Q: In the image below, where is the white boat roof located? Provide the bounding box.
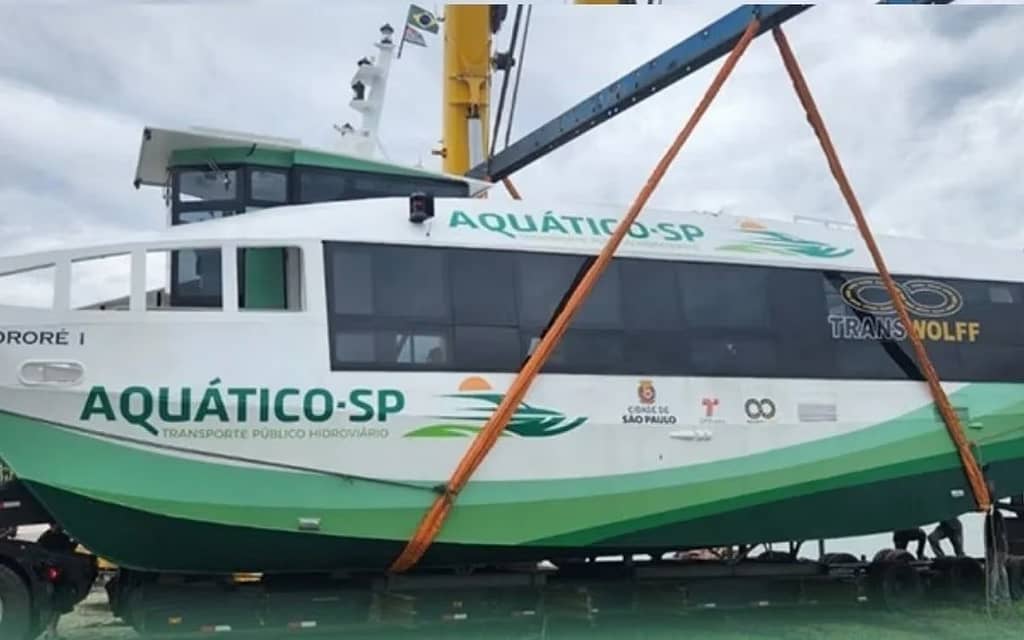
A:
[133,126,492,196]
[3,197,1021,285]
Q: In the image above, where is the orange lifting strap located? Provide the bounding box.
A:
[502,176,523,200]
[390,18,990,574]
[770,25,991,512]
[389,17,762,574]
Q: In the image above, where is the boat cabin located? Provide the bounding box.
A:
[132,127,488,310]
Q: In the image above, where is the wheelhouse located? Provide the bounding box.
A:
[132,127,487,309]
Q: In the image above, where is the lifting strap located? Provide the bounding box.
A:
[771,25,991,512]
[502,176,522,200]
[388,17,763,574]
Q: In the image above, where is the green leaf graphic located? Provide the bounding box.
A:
[407,392,588,438]
[718,229,853,259]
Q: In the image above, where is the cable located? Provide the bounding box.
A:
[489,5,524,165]
[504,4,532,150]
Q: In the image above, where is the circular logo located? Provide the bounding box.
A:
[840,276,963,318]
[637,380,656,404]
[745,398,776,420]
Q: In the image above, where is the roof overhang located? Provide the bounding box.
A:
[133,126,492,196]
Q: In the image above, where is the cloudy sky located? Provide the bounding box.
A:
[1,0,1022,261]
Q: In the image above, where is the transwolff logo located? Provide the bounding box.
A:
[831,275,981,344]
[717,220,854,259]
[404,376,588,438]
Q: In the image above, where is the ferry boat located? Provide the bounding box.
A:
[1,13,1023,575]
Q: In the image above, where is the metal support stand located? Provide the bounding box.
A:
[985,510,1011,607]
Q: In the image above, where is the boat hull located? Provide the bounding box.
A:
[17,464,997,574]
[3,404,1023,573]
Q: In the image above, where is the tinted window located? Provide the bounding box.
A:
[621,259,682,330]
[300,170,347,203]
[680,263,770,329]
[374,246,448,319]
[334,330,375,363]
[455,326,521,370]
[958,280,1023,347]
[575,261,623,329]
[691,336,778,377]
[450,250,518,325]
[171,249,223,308]
[833,339,919,380]
[250,169,288,203]
[174,210,238,225]
[518,253,585,327]
[623,331,688,374]
[324,242,1024,381]
[379,328,450,366]
[959,344,1024,382]
[550,330,625,372]
[178,169,238,203]
[299,168,469,203]
[330,247,373,315]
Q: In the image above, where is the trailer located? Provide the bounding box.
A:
[98,546,1024,638]
[3,463,1024,638]
[0,479,97,640]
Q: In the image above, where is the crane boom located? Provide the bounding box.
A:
[467,4,810,181]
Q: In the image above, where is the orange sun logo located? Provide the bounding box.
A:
[458,376,492,392]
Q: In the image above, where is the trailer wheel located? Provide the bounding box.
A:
[822,552,859,565]
[868,561,923,610]
[0,565,31,640]
[933,557,984,601]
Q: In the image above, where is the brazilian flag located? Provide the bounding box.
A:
[407,4,439,34]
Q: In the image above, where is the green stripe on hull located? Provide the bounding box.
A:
[13,463,1001,574]
[2,382,1024,572]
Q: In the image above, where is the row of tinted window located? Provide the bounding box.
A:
[326,244,783,331]
[297,167,469,203]
[323,242,1024,381]
[172,166,468,217]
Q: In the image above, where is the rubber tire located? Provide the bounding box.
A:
[822,552,859,565]
[869,561,924,610]
[0,565,32,640]
[947,557,984,601]
[756,550,793,562]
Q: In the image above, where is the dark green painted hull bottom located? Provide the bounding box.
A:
[24,455,1023,574]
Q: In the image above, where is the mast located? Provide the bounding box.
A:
[337,24,396,158]
[441,5,492,175]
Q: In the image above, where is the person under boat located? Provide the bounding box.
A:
[892,527,927,559]
[928,517,966,558]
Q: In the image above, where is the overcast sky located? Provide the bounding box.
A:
[1,0,1022,260]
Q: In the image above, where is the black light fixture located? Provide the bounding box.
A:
[409,192,434,224]
[351,80,366,101]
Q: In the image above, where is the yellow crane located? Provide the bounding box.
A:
[441,1,644,177]
[440,1,638,176]
[440,5,493,175]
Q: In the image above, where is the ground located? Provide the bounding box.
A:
[57,588,1024,640]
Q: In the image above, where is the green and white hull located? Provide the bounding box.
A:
[2,374,1024,573]
[2,198,1023,573]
